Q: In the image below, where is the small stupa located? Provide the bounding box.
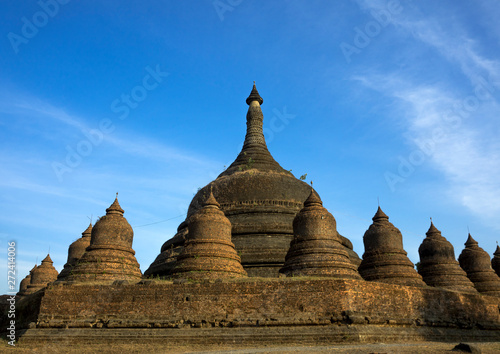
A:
[492,245,500,277]
[26,255,58,294]
[144,222,187,278]
[17,265,36,297]
[67,195,142,282]
[279,188,361,279]
[458,234,500,296]
[418,221,476,293]
[57,223,92,281]
[358,207,425,287]
[171,190,247,279]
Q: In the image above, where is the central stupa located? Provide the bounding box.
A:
[146,84,359,277]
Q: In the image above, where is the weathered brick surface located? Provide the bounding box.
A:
[418,222,476,293]
[21,278,499,333]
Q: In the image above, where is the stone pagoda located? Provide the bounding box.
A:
[25,255,58,294]
[418,221,476,293]
[146,84,360,277]
[17,265,36,297]
[57,223,92,281]
[67,196,142,282]
[458,234,500,296]
[280,188,361,279]
[358,207,425,286]
[171,190,247,279]
[492,245,500,277]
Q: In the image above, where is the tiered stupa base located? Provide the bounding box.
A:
[281,239,361,278]
[418,263,477,293]
[465,271,500,297]
[66,245,141,282]
[359,251,426,287]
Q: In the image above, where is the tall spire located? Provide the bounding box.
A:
[219,83,290,176]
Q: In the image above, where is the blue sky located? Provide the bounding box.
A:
[1,0,500,294]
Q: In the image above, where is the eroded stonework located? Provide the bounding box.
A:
[67,197,142,282]
[171,190,247,279]
[418,222,476,293]
[280,189,361,279]
[359,207,425,287]
[57,223,92,281]
[25,255,58,295]
[458,234,500,297]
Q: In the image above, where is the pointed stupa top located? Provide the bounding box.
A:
[304,188,322,207]
[219,83,290,176]
[30,265,37,274]
[246,82,264,105]
[203,188,220,208]
[372,206,389,222]
[426,221,441,237]
[495,245,500,256]
[82,222,92,236]
[42,254,53,264]
[465,233,478,247]
[106,193,124,215]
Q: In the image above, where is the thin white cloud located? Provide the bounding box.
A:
[351,1,500,228]
[356,0,500,85]
[355,73,500,227]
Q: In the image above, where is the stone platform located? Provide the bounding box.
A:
[10,277,500,344]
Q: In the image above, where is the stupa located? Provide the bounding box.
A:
[66,196,142,282]
[25,255,58,294]
[17,265,35,297]
[171,190,247,279]
[358,207,425,286]
[57,223,92,281]
[418,221,476,293]
[280,188,361,279]
[146,84,360,277]
[492,245,500,277]
[6,84,500,346]
[458,234,500,296]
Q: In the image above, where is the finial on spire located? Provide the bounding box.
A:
[377,197,380,207]
[310,181,313,187]
[106,194,125,215]
[246,82,264,105]
[203,186,220,208]
[373,206,389,221]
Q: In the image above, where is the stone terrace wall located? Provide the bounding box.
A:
[25,278,500,334]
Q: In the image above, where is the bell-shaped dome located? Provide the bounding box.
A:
[27,255,58,293]
[418,222,476,293]
[171,190,247,279]
[359,207,425,287]
[146,84,360,277]
[279,189,361,279]
[18,273,31,296]
[57,223,92,281]
[91,197,133,247]
[458,234,500,296]
[67,196,142,282]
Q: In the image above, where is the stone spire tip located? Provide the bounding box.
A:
[106,195,124,215]
[465,233,478,247]
[246,82,264,105]
[304,188,322,206]
[203,187,220,208]
[373,206,389,221]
